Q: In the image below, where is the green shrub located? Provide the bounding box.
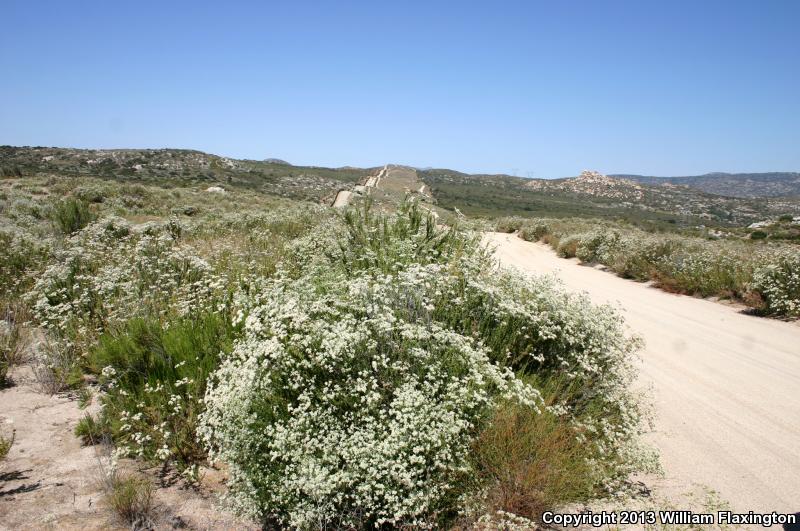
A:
[607,237,681,281]
[33,336,83,394]
[51,197,96,234]
[750,250,800,316]
[0,230,50,298]
[656,249,748,298]
[515,217,800,316]
[750,230,768,240]
[91,311,238,468]
[74,186,105,204]
[200,206,649,527]
[1,306,27,368]
[519,222,550,242]
[575,230,621,263]
[495,217,526,233]
[334,200,477,274]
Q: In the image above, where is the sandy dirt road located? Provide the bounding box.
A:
[485,232,800,514]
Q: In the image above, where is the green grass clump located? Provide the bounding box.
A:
[75,413,108,445]
[335,199,476,274]
[90,311,238,468]
[51,197,96,234]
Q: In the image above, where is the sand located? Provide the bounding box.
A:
[0,365,256,530]
[485,231,800,513]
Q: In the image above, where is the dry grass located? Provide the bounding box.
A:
[0,429,14,460]
[1,302,29,378]
[103,471,156,528]
[1,307,26,387]
[32,336,80,394]
[471,401,596,522]
[557,236,581,258]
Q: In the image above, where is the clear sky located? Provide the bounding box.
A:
[1,1,798,178]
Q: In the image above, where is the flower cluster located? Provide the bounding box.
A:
[200,204,650,527]
[26,216,224,340]
[751,249,800,316]
[201,266,538,527]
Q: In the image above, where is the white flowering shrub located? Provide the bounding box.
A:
[201,204,651,527]
[514,217,800,316]
[750,249,800,316]
[201,268,538,527]
[0,228,50,299]
[575,229,621,264]
[67,208,324,468]
[27,216,224,340]
[654,245,748,297]
[606,235,680,281]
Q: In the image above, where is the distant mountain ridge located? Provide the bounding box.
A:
[3,146,799,227]
[611,172,800,198]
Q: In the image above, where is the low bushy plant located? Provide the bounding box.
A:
[28,216,224,342]
[51,197,96,234]
[512,216,800,316]
[519,222,550,242]
[32,336,82,394]
[556,235,581,258]
[104,472,156,528]
[91,311,238,468]
[201,267,536,527]
[0,229,50,299]
[470,400,596,520]
[494,216,526,233]
[750,250,800,316]
[575,230,620,264]
[75,413,109,445]
[200,204,651,527]
[0,306,27,368]
[655,248,748,297]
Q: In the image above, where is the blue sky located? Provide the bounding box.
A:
[1,1,798,178]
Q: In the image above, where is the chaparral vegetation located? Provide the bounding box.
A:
[495,216,800,318]
[3,154,796,528]
[0,169,661,528]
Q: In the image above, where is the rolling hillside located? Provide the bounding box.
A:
[3,146,800,228]
[0,146,371,203]
[613,172,800,198]
[420,168,800,227]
